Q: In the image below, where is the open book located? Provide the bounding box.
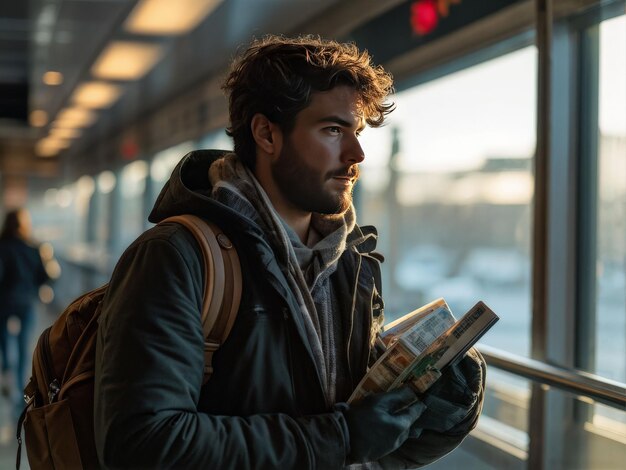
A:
[348,298,498,403]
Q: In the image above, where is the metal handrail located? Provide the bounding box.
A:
[477,344,626,409]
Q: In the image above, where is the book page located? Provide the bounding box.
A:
[349,300,455,403]
[399,306,456,356]
[392,301,499,393]
[348,300,499,403]
[381,298,448,344]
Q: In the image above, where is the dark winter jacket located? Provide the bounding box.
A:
[94,150,484,469]
[0,237,48,314]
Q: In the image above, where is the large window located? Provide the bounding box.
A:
[118,160,148,254]
[359,46,537,359]
[358,11,626,464]
[150,141,195,206]
[595,14,625,383]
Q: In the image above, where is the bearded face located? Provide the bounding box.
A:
[271,135,360,214]
[267,85,365,215]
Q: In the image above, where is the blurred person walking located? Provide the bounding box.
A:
[0,208,55,420]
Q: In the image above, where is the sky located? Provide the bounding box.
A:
[360,46,538,173]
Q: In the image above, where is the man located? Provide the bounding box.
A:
[94,35,485,469]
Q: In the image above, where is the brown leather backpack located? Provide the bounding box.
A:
[16,214,242,470]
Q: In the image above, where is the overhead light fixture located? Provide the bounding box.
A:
[43,71,63,85]
[36,145,59,158]
[55,107,97,128]
[36,136,70,157]
[97,171,117,194]
[125,0,223,35]
[91,41,163,80]
[29,110,48,127]
[72,81,123,108]
[50,127,82,139]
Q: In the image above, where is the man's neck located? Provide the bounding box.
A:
[274,205,312,244]
[254,161,312,243]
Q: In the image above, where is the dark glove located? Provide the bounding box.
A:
[410,349,485,435]
[336,386,426,464]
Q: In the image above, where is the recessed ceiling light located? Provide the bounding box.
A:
[55,107,97,128]
[72,81,123,108]
[125,0,223,35]
[91,41,163,80]
[50,127,82,139]
[29,110,48,127]
[36,136,69,157]
[43,71,63,85]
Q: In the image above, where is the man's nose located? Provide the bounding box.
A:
[342,134,365,165]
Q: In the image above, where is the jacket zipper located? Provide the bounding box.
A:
[345,254,362,387]
[282,307,301,413]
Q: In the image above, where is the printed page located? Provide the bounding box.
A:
[348,299,455,403]
[399,305,456,356]
[392,301,499,393]
[349,300,499,402]
[381,298,448,345]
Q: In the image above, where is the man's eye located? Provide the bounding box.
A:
[326,126,342,135]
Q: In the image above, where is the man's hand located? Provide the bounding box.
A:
[335,386,426,464]
[411,349,485,436]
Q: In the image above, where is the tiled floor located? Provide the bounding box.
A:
[0,412,25,470]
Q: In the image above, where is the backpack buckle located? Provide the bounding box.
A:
[23,378,36,403]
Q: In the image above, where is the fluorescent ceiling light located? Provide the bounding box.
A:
[50,127,82,139]
[72,81,123,108]
[36,136,70,157]
[36,144,59,157]
[55,107,97,128]
[43,71,63,85]
[91,41,163,80]
[125,0,222,35]
[29,110,48,127]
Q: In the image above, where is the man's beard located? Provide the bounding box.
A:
[271,139,359,215]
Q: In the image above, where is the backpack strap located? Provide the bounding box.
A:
[160,215,242,384]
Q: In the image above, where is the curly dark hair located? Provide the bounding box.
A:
[222,35,395,169]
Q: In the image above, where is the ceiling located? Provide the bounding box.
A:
[0,0,607,183]
[0,1,29,123]
[0,0,363,178]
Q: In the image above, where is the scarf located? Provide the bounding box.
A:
[208,153,356,405]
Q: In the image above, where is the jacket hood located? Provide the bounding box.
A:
[148,149,248,229]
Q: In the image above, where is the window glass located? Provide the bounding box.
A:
[33,183,78,251]
[73,175,95,244]
[596,14,626,383]
[94,170,116,251]
[119,160,148,251]
[150,141,195,204]
[359,46,537,358]
[198,129,233,151]
[31,187,74,248]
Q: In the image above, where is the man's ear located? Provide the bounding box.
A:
[251,113,281,158]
